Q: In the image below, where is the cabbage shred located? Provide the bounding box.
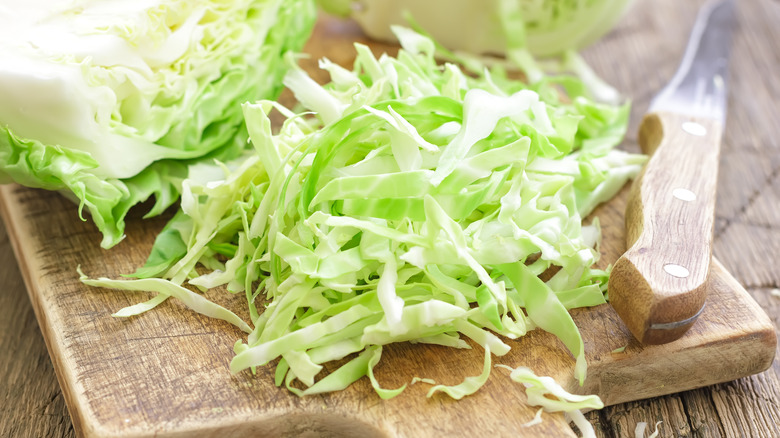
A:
[82,27,645,401]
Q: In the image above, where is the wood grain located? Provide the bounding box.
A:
[0,223,75,438]
[2,0,780,437]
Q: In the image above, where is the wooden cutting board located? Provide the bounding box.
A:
[1,15,776,438]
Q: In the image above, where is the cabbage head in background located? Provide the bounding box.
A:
[319,0,633,102]
[0,0,316,248]
[323,0,633,57]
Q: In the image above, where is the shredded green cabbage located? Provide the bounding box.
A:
[81,25,644,416]
[0,0,316,248]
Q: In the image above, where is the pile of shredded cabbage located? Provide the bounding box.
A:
[81,26,645,433]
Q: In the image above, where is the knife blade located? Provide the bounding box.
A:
[608,0,736,345]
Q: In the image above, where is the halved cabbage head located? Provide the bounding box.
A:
[0,0,316,248]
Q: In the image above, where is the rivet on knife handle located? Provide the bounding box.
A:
[609,112,721,345]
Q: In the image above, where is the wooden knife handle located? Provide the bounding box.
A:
[609,111,722,345]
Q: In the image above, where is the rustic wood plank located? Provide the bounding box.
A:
[716,183,780,289]
[0,223,76,438]
[711,373,780,438]
[679,389,726,438]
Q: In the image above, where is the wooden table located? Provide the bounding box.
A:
[1,0,778,436]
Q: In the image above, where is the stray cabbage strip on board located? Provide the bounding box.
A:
[81,26,645,424]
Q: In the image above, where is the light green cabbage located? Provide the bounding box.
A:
[0,0,316,248]
[82,26,645,415]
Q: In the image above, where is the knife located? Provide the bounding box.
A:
[608,0,736,345]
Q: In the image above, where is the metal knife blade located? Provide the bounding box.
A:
[608,0,736,345]
[649,0,735,124]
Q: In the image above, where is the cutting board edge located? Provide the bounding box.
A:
[0,185,94,437]
[82,412,392,438]
[591,324,777,407]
